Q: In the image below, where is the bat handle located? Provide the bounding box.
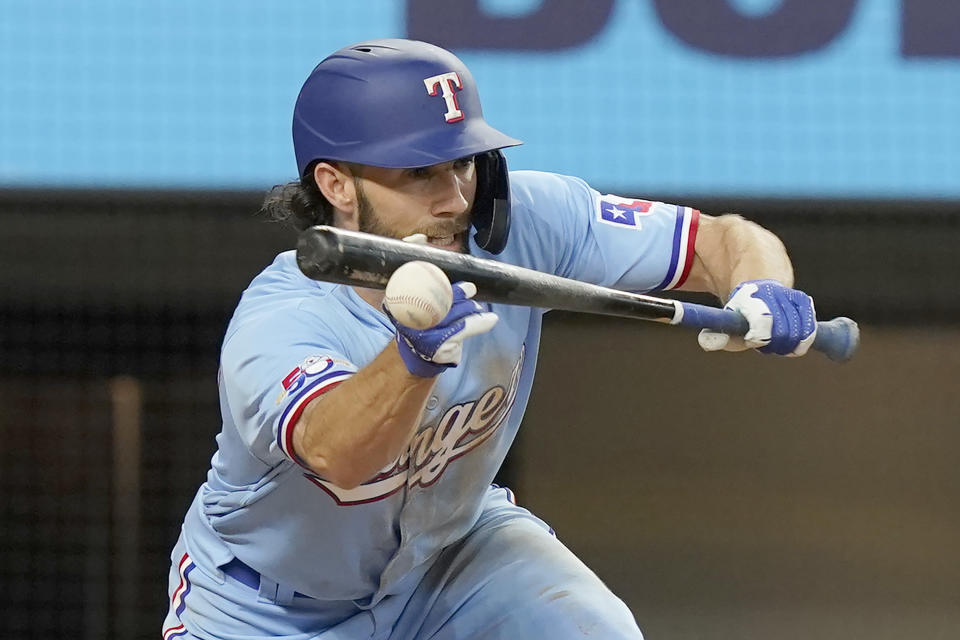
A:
[677,303,860,362]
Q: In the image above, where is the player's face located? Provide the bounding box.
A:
[353,156,477,253]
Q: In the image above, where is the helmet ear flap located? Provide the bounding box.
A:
[472,151,511,254]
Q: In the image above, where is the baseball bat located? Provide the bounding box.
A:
[296,226,859,362]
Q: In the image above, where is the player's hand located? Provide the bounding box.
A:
[402,233,428,244]
[385,281,499,377]
[698,279,817,356]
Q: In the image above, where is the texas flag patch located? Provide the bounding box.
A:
[597,195,654,229]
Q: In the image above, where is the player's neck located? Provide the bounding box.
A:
[353,286,386,313]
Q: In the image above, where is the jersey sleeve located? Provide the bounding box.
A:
[507,171,699,292]
[219,307,358,469]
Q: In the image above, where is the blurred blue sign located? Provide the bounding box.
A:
[1,0,958,199]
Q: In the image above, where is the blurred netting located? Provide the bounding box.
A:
[0,379,110,639]
[0,191,292,640]
[0,190,958,639]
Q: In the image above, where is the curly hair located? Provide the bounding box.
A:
[259,166,334,232]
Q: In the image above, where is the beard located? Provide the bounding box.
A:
[355,179,471,254]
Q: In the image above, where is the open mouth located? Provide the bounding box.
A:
[426,231,466,250]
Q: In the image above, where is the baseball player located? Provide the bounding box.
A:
[162,39,816,639]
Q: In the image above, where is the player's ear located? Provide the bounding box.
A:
[313,161,357,217]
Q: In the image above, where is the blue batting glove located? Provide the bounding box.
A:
[698,279,817,356]
[385,281,499,377]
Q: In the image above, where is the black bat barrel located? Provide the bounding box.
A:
[297,226,860,361]
[296,226,679,321]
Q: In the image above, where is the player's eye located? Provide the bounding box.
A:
[453,156,475,171]
[406,167,431,179]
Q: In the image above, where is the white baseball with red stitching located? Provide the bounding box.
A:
[383,261,453,330]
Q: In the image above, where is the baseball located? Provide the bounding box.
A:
[383,261,453,329]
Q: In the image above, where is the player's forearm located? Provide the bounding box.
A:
[292,345,435,489]
[681,213,794,300]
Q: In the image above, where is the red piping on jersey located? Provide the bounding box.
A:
[674,209,700,289]
[284,379,345,469]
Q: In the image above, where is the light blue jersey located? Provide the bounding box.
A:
[164,170,699,639]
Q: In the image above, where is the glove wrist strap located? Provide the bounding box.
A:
[395,335,446,378]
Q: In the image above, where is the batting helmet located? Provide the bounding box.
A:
[292,39,522,254]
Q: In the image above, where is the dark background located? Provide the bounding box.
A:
[1,190,957,639]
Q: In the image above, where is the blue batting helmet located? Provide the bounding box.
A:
[292,39,521,253]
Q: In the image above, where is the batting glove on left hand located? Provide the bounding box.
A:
[385,281,499,377]
[698,279,817,356]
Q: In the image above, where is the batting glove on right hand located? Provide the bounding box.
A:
[386,281,499,378]
[698,279,817,357]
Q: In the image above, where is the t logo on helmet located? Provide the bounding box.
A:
[423,72,465,123]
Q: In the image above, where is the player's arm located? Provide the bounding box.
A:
[678,213,817,356]
[292,346,435,490]
[677,213,793,300]
[291,281,497,490]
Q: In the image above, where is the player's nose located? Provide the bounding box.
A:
[431,167,471,217]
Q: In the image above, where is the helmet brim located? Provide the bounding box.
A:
[317,119,521,170]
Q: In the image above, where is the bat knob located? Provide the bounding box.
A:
[813,316,860,362]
